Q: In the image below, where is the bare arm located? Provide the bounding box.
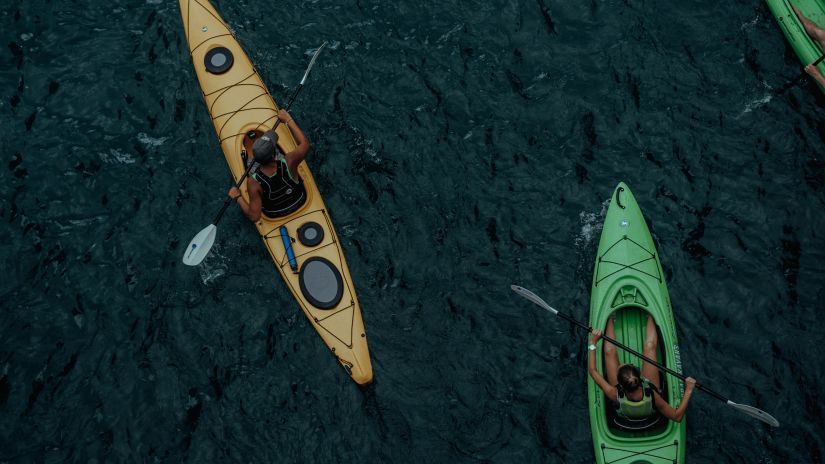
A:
[588,330,617,401]
[228,178,263,222]
[278,109,310,175]
[653,377,697,423]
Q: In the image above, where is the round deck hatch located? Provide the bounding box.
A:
[297,222,324,247]
[205,47,234,74]
[299,257,343,309]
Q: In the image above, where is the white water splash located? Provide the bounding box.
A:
[351,127,381,163]
[737,93,773,118]
[198,246,228,285]
[363,139,381,162]
[340,224,357,237]
[345,19,375,29]
[437,23,463,43]
[137,132,168,148]
[53,216,108,231]
[740,14,760,31]
[99,149,136,164]
[574,199,609,249]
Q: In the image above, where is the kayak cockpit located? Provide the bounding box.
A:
[602,305,670,438]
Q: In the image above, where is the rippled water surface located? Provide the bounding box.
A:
[2,0,825,462]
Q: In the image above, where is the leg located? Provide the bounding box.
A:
[793,5,825,49]
[641,315,661,390]
[603,316,620,388]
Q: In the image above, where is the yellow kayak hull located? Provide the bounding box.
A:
[179,0,372,384]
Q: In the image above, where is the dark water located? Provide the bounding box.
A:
[2,0,824,462]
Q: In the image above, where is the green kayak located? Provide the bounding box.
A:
[587,183,686,464]
[765,0,825,92]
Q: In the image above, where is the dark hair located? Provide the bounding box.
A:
[618,364,642,392]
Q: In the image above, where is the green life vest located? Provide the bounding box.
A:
[617,378,655,419]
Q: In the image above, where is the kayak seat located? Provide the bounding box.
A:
[612,411,663,432]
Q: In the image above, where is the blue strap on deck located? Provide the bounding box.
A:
[280,226,298,271]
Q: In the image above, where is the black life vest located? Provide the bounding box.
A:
[252,157,306,218]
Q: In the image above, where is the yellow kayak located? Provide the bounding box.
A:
[179,0,372,384]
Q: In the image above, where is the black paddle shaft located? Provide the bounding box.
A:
[792,54,825,83]
[776,53,825,95]
[212,161,257,225]
[554,309,729,403]
[284,83,305,110]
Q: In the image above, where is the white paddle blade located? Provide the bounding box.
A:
[726,401,780,427]
[300,41,328,85]
[510,285,558,314]
[182,224,217,266]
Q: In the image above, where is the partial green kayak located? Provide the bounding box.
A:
[765,0,825,92]
[587,183,686,464]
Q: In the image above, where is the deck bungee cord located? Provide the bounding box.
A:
[599,441,680,464]
[595,235,662,287]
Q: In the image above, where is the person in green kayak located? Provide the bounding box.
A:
[228,109,309,221]
[792,5,825,88]
[588,314,697,423]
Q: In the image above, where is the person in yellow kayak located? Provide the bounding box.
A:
[588,315,697,423]
[228,109,309,221]
[792,5,825,87]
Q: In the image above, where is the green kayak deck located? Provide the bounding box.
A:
[587,183,686,464]
[766,0,825,93]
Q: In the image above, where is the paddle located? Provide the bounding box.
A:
[774,54,825,95]
[510,284,780,427]
[182,41,328,266]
